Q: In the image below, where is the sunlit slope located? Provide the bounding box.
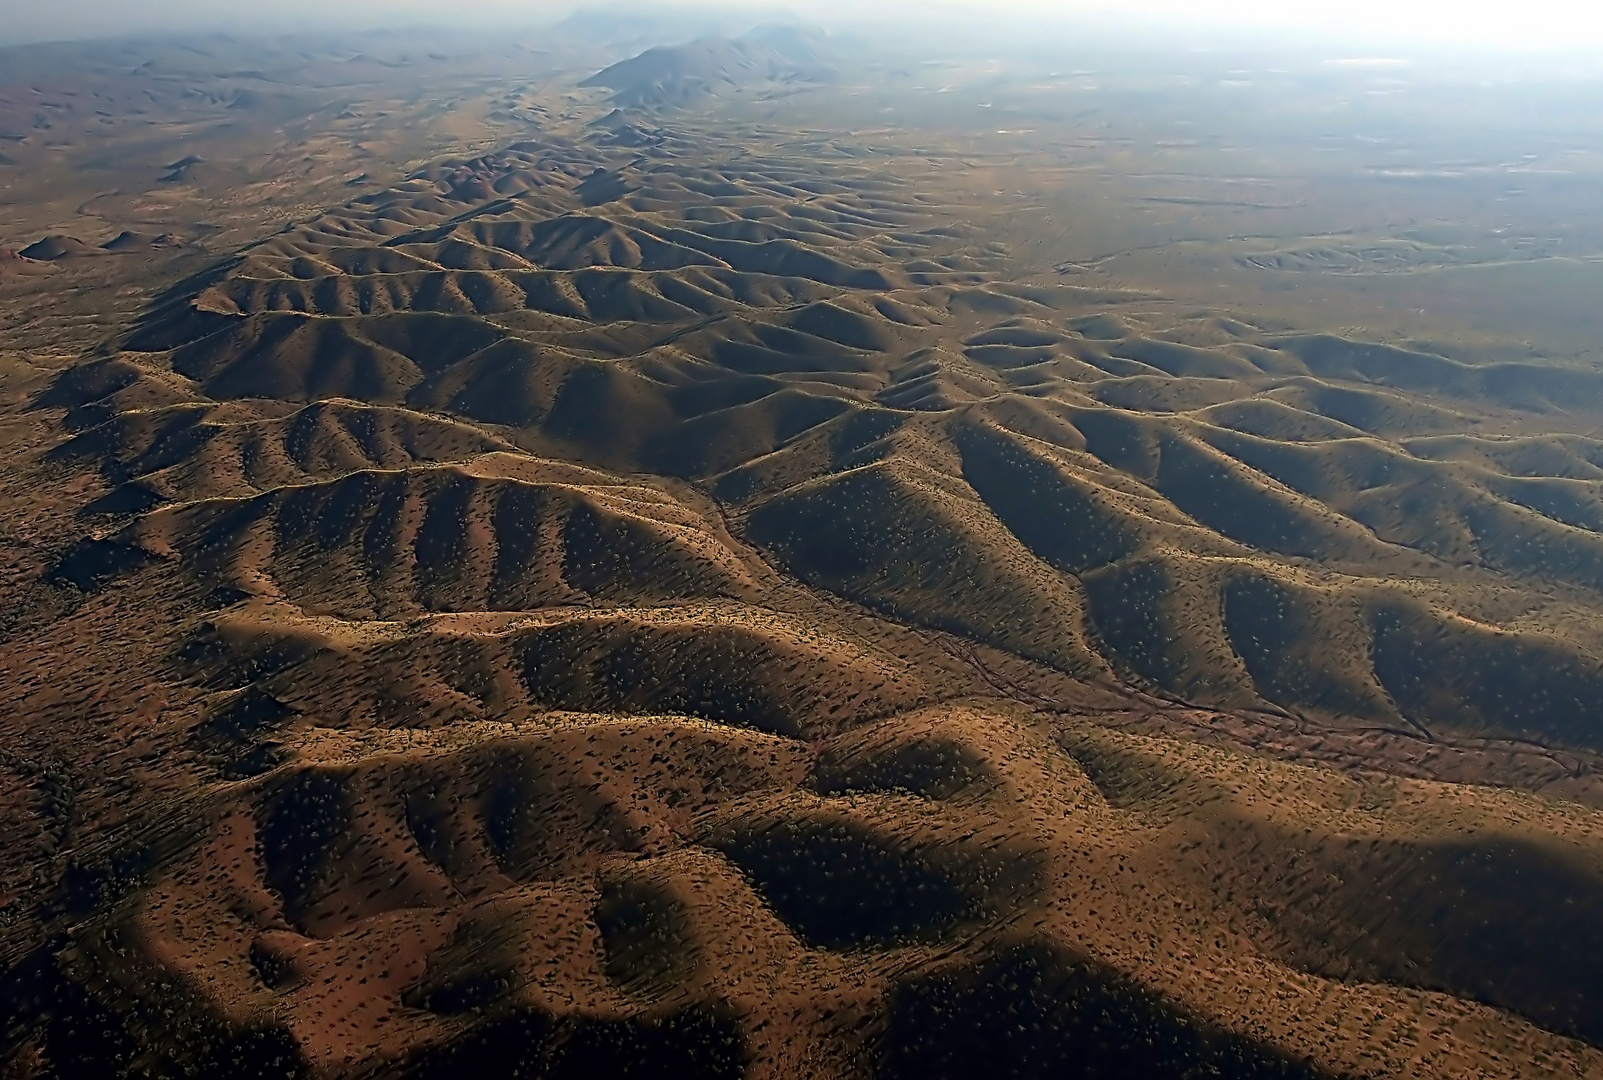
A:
[14,104,1603,1080]
[90,134,1603,747]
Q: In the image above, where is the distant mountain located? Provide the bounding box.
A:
[579,28,835,107]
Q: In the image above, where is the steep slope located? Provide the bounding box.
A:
[579,31,836,107]
[12,89,1603,1080]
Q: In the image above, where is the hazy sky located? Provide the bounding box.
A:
[0,0,1599,49]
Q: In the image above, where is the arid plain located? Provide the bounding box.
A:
[4,19,1603,1079]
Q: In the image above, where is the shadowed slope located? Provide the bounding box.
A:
[15,86,1603,1080]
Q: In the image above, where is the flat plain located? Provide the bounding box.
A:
[4,21,1603,1079]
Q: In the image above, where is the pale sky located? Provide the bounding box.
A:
[1058,0,1603,48]
[0,0,1599,50]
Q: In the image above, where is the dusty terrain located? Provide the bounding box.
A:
[5,22,1603,1079]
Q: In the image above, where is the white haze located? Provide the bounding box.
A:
[0,0,1599,52]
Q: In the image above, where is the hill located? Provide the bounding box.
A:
[579,30,836,106]
[6,29,1603,1080]
[18,234,105,260]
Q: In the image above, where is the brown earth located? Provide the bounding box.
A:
[5,24,1603,1080]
